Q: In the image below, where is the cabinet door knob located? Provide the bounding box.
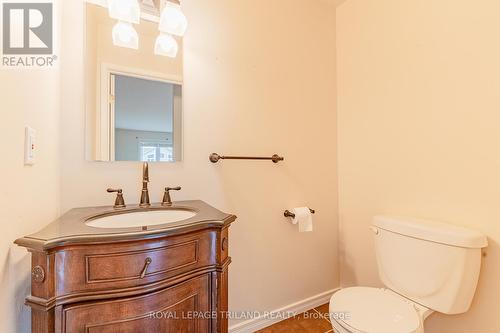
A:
[140,257,152,279]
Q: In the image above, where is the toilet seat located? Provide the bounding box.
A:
[329,287,423,333]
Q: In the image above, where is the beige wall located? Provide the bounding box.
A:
[62,0,338,327]
[337,0,500,332]
[0,1,62,332]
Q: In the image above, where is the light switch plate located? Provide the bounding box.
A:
[24,126,36,165]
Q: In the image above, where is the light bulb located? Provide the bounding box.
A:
[154,33,178,57]
[158,2,188,37]
[112,21,139,49]
[108,0,140,24]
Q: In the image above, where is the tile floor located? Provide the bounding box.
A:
[255,303,334,333]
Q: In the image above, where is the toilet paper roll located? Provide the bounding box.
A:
[291,207,313,232]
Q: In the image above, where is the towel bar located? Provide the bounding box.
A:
[209,153,284,164]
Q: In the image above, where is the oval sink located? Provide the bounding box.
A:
[86,209,196,229]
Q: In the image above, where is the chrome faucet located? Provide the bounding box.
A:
[139,162,151,207]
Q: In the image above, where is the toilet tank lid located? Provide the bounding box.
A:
[373,216,488,249]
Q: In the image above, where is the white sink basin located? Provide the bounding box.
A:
[86,209,196,229]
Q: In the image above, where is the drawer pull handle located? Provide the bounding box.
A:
[140,257,152,279]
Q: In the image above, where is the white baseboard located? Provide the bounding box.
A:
[228,288,339,333]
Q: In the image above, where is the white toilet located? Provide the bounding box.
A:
[329,216,488,333]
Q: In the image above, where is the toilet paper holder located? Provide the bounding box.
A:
[284,208,315,218]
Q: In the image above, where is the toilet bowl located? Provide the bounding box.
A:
[328,216,487,333]
[329,287,433,333]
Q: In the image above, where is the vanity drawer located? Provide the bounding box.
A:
[56,230,217,298]
[58,274,211,333]
[85,240,198,283]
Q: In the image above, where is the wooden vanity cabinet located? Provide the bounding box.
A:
[57,274,212,333]
[16,205,235,333]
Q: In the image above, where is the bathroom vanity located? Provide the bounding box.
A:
[15,200,235,333]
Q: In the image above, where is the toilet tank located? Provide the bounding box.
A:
[372,216,487,315]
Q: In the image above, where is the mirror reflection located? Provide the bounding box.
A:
[85,3,183,162]
[114,74,182,162]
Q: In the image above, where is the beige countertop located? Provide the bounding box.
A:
[15,200,236,251]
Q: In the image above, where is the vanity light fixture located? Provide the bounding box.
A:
[158,1,188,37]
[108,0,140,23]
[104,0,187,56]
[154,0,187,57]
[108,0,140,49]
[154,32,178,57]
[112,21,139,49]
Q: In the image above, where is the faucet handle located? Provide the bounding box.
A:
[162,187,181,206]
[107,188,126,209]
[166,186,181,191]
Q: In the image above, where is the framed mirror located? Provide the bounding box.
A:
[85,2,183,162]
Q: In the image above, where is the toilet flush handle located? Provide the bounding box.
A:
[370,226,380,235]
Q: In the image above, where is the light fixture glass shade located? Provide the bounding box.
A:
[154,33,178,57]
[108,0,140,24]
[112,21,139,49]
[159,2,188,37]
